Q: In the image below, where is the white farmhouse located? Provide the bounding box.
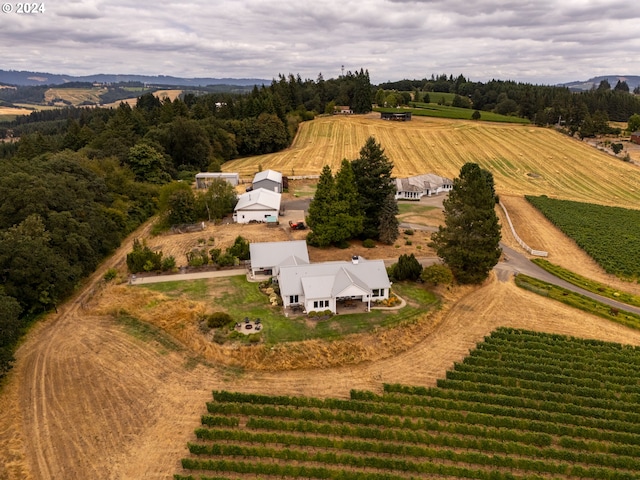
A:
[394,174,453,200]
[249,240,310,277]
[233,189,281,224]
[278,256,391,314]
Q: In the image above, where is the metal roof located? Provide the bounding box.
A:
[395,173,452,192]
[234,189,281,211]
[249,240,310,270]
[253,169,283,184]
[279,258,390,299]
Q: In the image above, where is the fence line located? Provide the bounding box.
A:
[499,201,548,257]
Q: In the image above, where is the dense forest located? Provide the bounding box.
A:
[1,68,639,380]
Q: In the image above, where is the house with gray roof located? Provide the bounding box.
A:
[395,173,452,200]
[278,256,391,314]
[233,189,281,223]
[252,169,283,193]
[249,240,310,277]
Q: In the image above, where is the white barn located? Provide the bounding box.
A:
[278,257,391,314]
[233,189,281,224]
[394,174,453,200]
[195,172,240,189]
[249,240,310,277]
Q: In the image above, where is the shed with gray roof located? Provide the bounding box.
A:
[252,169,283,193]
[249,240,310,277]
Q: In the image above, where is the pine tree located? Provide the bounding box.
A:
[430,163,501,284]
[306,165,335,247]
[378,191,399,245]
[333,159,364,240]
[351,137,396,240]
[307,162,364,247]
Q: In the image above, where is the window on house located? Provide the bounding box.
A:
[324,300,329,307]
[372,289,380,297]
[290,295,298,304]
[313,301,318,308]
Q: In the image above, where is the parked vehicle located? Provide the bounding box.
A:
[289,220,306,230]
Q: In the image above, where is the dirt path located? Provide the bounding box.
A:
[4,202,640,478]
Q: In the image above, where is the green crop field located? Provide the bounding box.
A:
[380,103,531,123]
[176,327,640,480]
[526,195,640,279]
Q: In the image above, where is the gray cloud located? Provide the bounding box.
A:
[0,0,638,85]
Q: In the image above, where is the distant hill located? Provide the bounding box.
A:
[0,69,270,87]
[560,75,640,92]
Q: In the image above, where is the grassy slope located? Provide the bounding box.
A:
[223,114,640,210]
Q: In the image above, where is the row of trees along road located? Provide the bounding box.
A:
[306,137,399,246]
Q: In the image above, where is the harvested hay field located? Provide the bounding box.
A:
[224,114,640,209]
[103,89,183,108]
[44,87,107,106]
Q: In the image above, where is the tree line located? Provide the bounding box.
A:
[378,74,640,137]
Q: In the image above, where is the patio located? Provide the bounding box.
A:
[234,317,263,334]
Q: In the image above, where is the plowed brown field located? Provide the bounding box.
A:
[225,114,640,209]
[3,116,640,479]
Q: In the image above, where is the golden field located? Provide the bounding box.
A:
[224,113,640,209]
[44,87,108,106]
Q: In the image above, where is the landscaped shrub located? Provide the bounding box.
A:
[404,229,414,236]
[209,248,221,263]
[421,264,454,286]
[362,239,376,248]
[206,312,234,329]
[227,235,250,260]
[216,252,236,267]
[161,256,176,271]
[126,239,163,273]
[388,253,423,281]
[103,268,118,281]
[187,248,209,267]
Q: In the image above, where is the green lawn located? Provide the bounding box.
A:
[397,203,437,215]
[142,277,438,345]
[376,104,530,124]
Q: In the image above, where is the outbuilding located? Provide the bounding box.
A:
[252,170,283,193]
[249,240,310,277]
[233,189,281,224]
[195,172,240,189]
[631,131,640,145]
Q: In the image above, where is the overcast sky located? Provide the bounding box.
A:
[2,0,639,85]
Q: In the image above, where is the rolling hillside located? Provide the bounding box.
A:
[223,113,640,209]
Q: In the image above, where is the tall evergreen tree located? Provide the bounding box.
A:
[306,165,336,247]
[351,137,396,240]
[307,162,364,246]
[352,69,373,114]
[333,159,364,240]
[378,191,399,245]
[430,163,501,284]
